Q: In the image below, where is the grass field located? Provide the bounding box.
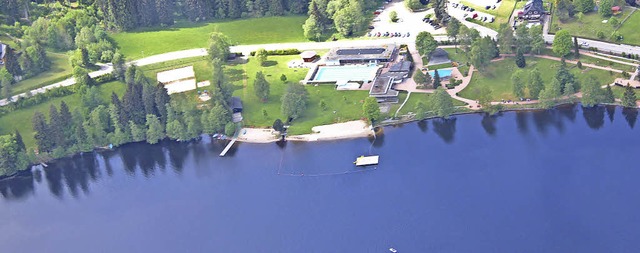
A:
[138,54,370,135]
[551,9,640,46]
[11,52,73,96]
[460,0,517,30]
[0,81,126,149]
[397,92,465,116]
[112,16,308,59]
[459,56,620,101]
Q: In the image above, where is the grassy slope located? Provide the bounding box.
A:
[552,10,639,46]
[459,56,620,101]
[11,52,73,96]
[0,81,126,149]
[112,16,308,59]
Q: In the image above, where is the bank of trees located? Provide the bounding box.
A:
[303,0,379,39]
[0,132,30,177]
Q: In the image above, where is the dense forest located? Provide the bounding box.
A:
[2,0,311,31]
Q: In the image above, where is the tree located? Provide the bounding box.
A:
[581,75,604,107]
[130,121,147,142]
[447,18,462,52]
[553,30,573,57]
[155,84,171,123]
[476,86,493,109]
[362,97,381,123]
[497,23,515,54]
[13,130,25,152]
[431,88,454,118]
[515,24,531,54]
[49,104,65,149]
[609,17,619,27]
[433,0,450,23]
[470,36,497,69]
[3,46,22,77]
[515,50,526,68]
[599,0,613,17]
[32,111,52,152]
[210,59,233,107]
[389,10,398,22]
[416,31,438,57]
[0,134,29,177]
[539,78,563,109]
[333,2,365,36]
[224,122,236,136]
[529,26,545,55]
[622,84,637,108]
[459,26,480,53]
[208,32,231,61]
[280,74,287,83]
[255,48,268,66]
[578,0,595,13]
[414,100,428,119]
[166,119,186,141]
[185,113,202,140]
[511,70,526,98]
[303,13,324,41]
[74,66,95,88]
[405,0,426,11]
[433,70,441,88]
[555,60,577,93]
[563,81,576,98]
[252,71,271,102]
[281,83,309,120]
[273,119,284,132]
[413,70,431,88]
[603,84,615,103]
[528,68,544,99]
[85,105,111,147]
[112,51,126,81]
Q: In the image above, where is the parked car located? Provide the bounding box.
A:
[368,26,375,29]
[406,32,410,37]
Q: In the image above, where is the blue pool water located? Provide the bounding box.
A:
[429,69,453,78]
[313,65,379,82]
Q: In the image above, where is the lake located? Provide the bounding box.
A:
[1,105,640,253]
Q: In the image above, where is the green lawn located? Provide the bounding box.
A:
[11,52,73,96]
[460,0,517,30]
[112,16,308,59]
[0,81,126,149]
[139,54,370,135]
[614,10,640,46]
[459,56,620,101]
[551,9,639,46]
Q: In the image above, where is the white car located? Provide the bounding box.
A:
[580,41,589,47]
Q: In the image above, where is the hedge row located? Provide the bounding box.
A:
[249,48,301,56]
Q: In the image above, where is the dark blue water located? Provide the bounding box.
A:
[2,105,640,253]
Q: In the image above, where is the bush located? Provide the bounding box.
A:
[249,48,301,56]
[225,122,236,136]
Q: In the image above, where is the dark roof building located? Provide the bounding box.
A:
[231,97,243,113]
[300,51,318,62]
[369,75,399,103]
[518,0,546,20]
[427,48,451,66]
[325,44,397,65]
[389,61,412,73]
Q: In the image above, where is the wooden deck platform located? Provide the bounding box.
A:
[219,138,237,157]
[355,155,379,166]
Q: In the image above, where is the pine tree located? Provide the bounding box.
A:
[155,0,175,26]
[14,130,25,152]
[269,0,285,16]
[155,84,171,123]
[4,46,23,77]
[254,71,271,102]
[622,84,637,108]
[433,70,441,89]
[511,70,525,98]
[48,104,65,149]
[32,111,52,152]
[142,83,158,117]
[130,121,147,142]
[515,50,526,68]
[166,119,186,141]
[528,68,544,99]
[112,51,126,81]
[604,84,615,103]
[185,113,202,140]
[146,114,165,144]
[59,101,74,147]
[574,36,580,58]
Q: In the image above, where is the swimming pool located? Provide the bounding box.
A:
[428,69,453,78]
[312,65,380,83]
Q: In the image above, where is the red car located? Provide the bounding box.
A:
[374,11,381,15]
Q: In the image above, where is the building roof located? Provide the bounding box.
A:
[427,48,452,66]
[522,0,545,15]
[300,51,317,59]
[325,44,396,62]
[369,75,397,97]
[231,97,243,109]
[389,61,412,72]
[157,66,195,84]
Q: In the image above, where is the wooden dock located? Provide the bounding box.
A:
[219,138,237,157]
[354,155,379,166]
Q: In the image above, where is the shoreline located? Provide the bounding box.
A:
[0,103,632,180]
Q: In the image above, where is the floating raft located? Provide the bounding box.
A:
[354,155,379,166]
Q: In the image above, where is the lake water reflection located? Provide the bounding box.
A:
[1,104,639,253]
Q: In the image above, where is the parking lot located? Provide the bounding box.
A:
[448,0,497,25]
[365,0,446,40]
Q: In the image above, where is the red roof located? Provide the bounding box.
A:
[612,6,621,11]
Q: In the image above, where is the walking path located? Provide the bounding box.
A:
[446,66,479,109]
[394,91,412,117]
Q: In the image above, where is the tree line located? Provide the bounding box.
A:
[303,0,381,40]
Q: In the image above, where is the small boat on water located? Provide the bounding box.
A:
[354,155,379,166]
[389,248,398,253]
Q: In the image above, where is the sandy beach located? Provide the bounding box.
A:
[236,120,374,143]
[286,120,374,142]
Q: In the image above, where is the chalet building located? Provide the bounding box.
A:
[518,0,546,20]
